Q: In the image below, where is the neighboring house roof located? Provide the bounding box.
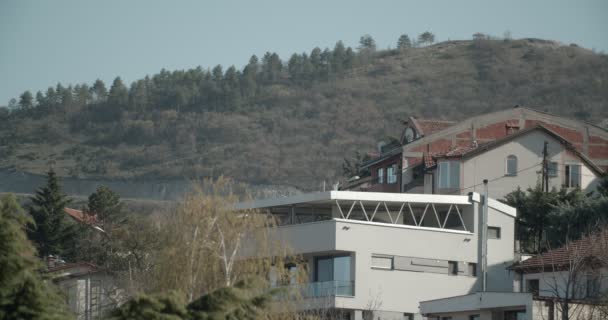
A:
[432,125,605,175]
[510,230,608,272]
[64,207,98,225]
[64,208,105,232]
[411,117,456,137]
[361,146,402,169]
[46,262,103,280]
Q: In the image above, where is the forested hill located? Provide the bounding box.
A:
[1,37,608,191]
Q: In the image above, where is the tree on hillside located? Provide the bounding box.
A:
[91,79,108,102]
[417,31,435,46]
[108,77,129,107]
[19,91,34,109]
[358,34,376,51]
[27,169,77,259]
[397,34,412,50]
[0,194,73,320]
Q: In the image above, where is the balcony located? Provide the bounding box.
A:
[281,280,354,298]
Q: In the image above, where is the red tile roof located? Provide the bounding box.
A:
[64,208,98,225]
[423,152,436,168]
[511,230,608,271]
[413,118,456,136]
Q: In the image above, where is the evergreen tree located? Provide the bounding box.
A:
[358,34,376,51]
[27,169,76,259]
[88,185,123,228]
[90,79,108,102]
[19,91,34,109]
[35,91,45,107]
[418,31,435,46]
[332,41,347,73]
[0,194,73,320]
[397,34,412,50]
[108,77,129,107]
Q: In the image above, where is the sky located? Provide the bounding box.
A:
[1,0,607,104]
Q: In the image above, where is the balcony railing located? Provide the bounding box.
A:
[280,280,354,298]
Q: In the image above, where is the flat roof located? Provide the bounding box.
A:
[236,191,516,217]
[420,292,532,314]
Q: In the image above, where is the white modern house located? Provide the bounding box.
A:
[236,190,517,320]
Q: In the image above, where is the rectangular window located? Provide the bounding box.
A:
[526,279,539,295]
[371,255,393,270]
[488,226,501,239]
[587,276,600,298]
[315,256,352,282]
[565,164,581,188]
[448,261,458,275]
[548,161,558,177]
[504,310,526,320]
[468,263,477,277]
[438,161,460,189]
[377,168,384,184]
[387,166,398,184]
[469,315,480,320]
[441,317,453,320]
[403,313,414,320]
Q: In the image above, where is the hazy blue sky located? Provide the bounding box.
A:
[1,0,607,104]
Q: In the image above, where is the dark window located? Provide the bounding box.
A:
[448,261,458,275]
[587,276,601,298]
[504,310,526,320]
[526,279,539,295]
[469,315,480,320]
[468,263,477,277]
[488,226,501,239]
[441,317,453,320]
[565,164,581,188]
[387,166,398,184]
[403,313,414,320]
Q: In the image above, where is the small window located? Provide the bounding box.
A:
[468,263,477,277]
[441,317,453,320]
[403,313,414,320]
[448,261,458,275]
[469,315,480,320]
[377,168,384,184]
[488,226,501,239]
[565,164,581,188]
[547,161,558,177]
[387,166,398,184]
[526,279,539,295]
[371,255,393,270]
[587,276,601,298]
[506,155,518,176]
[438,160,460,189]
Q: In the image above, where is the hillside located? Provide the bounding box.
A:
[1,38,607,191]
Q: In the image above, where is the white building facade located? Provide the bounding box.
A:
[237,191,517,320]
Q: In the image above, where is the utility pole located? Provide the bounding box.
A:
[482,179,489,292]
[541,141,549,193]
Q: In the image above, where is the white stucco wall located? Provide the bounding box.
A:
[266,200,515,316]
[460,131,601,199]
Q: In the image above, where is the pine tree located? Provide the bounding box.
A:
[27,169,76,259]
[108,77,129,107]
[91,79,108,102]
[19,91,34,109]
[0,194,73,320]
[397,34,412,50]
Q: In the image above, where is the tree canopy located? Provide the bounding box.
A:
[0,194,73,320]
